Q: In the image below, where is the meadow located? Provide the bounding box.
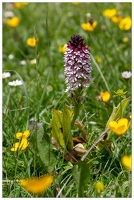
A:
[2,2,132,198]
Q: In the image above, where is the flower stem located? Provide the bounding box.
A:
[71,89,83,126]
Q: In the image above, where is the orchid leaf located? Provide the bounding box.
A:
[51,108,65,149]
[36,124,57,173]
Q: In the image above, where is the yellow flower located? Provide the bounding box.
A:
[109,118,130,135]
[121,155,132,171]
[14,2,29,9]
[95,56,102,63]
[103,9,117,19]
[59,44,67,53]
[7,17,20,28]
[111,15,122,23]
[11,130,30,151]
[122,37,129,43]
[15,130,30,139]
[30,59,36,64]
[11,139,29,151]
[81,21,97,32]
[72,2,80,5]
[26,37,36,47]
[119,16,132,30]
[94,181,105,194]
[19,174,54,195]
[100,91,110,102]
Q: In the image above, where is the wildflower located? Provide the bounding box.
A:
[121,155,132,171]
[59,44,67,53]
[95,55,102,63]
[72,2,80,5]
[15,130,30,139]
[11,130,30,151]
[122,37,129,43]
[94,181,105,194]
[4,11,14,18]
[2,72,11,79]
[30,59,36,64]
[8,79,23,86]
[81,21,97,32]
[7,16,20,27]
[100,91,110,102]
[114,89,127,98]
[121,71,132,79]
[14,2,29,9]
[8,54,14,60]
[118,16,132,30]
[20,60,27,65]
[64,34,92,92]
[111,15,122,23]
[11,139,29,151]
[19,174,54,195]
[109,118,130,135]
[103,9,117,19]
[26,37,36,47]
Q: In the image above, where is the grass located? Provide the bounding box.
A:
[2,2,131,198]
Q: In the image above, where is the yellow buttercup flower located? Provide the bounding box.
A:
[11,130,30,151]
[103,9,117,19]
[121,155,132,171]
[111,15,122,23]
[94,181,105,194]
[19,174,54,195]
[122,37,129,43]
[11,139,29,151]
[7,17,20,28]
[26,37,37,47]
[14,2,29,9]
[81,21,97,32]
[109,118,130,135]
[72,2,80,5]
[59,44,67,53]
[15,130,30,139]
[119,16,132,30]
[100,91,110,103]
[95,56,102,63]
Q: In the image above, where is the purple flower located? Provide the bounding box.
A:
[64,34,92,92]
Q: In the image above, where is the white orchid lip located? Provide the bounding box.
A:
[8,79,23,86]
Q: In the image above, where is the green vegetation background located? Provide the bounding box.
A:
[2,2,131,198]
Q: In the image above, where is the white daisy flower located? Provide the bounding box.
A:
[2,72,11,79]
[20,60,27,65]
[121,71,132,79]
[8,79,23,86]
[8,54,14,60]
[4,11,14,18]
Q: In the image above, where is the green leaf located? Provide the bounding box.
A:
[72,161,90,197]
[36,123,57,173]
[51,108,65,149]
[63,103,73,151]
[106,97,130,140]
